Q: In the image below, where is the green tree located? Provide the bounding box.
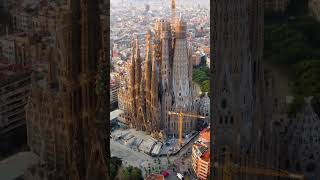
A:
[131,167,143,180]
[110,157,123,179]
[110,163,117,179]
[118,166,143,180]
[120,167,131,180]
[201,80,210,93]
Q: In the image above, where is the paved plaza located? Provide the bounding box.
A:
[110,128,199,178]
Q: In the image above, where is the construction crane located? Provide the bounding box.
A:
[168,110,206,147]
[214,149,304,180]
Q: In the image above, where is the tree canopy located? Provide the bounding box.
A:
[264,0,320,114]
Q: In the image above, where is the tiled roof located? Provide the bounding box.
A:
[200,128,210,142]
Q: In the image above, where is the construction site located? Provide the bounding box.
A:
[110,109,203,178]
[111,109,201,157]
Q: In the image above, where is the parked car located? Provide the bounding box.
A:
[162,171,169,177]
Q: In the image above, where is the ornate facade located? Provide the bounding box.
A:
[118,18,209,138]
[279,97,320,179]
[212,0,254,154]
[211,1,320,179]
[212,0,281,179]
[25,0,108,179]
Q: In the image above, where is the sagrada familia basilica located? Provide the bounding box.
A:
[118,19,210,139]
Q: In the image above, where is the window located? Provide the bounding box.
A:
[306,163,316,172]
[230,116,234,124]
[221,99,227,109]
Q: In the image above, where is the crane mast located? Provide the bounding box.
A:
[168,111,205,147]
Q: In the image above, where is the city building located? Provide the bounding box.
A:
[110,79,120,106]
[199,92,210,125]
[206,57,210,68]
[191,128,210,180]
[0,33,35,66]
[145,173,165,180]
[192,51,202,66]
[264,0,290,12]
[25,0,108,179]
[309,0,320,21]
[0,61,31,152]
[0,35,15,63]
[11,1,59,35]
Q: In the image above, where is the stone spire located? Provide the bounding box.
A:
[144,30,153,128]
[150,47,160,130]
[134,36,141,100]
[172,19,191,110]
[134,36,143,129]
[129,40,136,127]
[138,76,147,131]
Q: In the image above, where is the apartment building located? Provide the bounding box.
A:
[191,128,210,180]
[0,61,31,152]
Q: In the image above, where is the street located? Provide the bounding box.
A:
[110,133,200,179]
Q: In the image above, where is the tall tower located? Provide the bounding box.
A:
[172,19,192,110]
[212,0,274,179]
[248,0,264,125]
[25,0,109,179]
[248,0,270,167]
[158,20,173,133]
[134,36,143,130]
[144,30,153,132]
[150,48,160,130]
[212,0,253,158]
[62,0,108,179]
[129,40,136,128]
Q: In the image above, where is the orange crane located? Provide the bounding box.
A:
[214,149,304,180]
[168,110,206,147]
